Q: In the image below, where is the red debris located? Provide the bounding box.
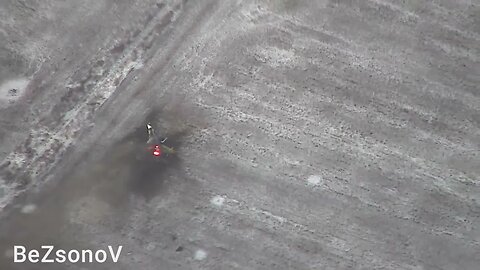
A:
[153,145,161,156]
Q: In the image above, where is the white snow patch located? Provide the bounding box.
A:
[254,46,297,68]
[0,180,18,211]
[21,204,37,214]
[210,195,225,207]
[284,157,300,165]
[307,175,323,186]
[194,249,207,261]
[252,207,286,224]
[216,195,306,232]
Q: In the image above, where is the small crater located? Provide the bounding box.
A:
[0,78,29,107]
[8,89,17,96]
[210,195,225,207]
[176,246,183,252]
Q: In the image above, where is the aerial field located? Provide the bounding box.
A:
[0,0,479,269]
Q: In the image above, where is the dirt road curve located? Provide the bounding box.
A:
[0,0,479,269]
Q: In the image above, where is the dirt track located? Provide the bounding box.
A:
[0,0,479,269]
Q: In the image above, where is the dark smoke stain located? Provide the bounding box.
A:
[101,109,190,201]
[125,129,187,200]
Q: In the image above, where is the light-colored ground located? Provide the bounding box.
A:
[0,0,479,269]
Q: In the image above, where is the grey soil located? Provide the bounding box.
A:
[0,0,479,269]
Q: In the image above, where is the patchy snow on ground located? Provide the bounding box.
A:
[193,249,207,261]
[0,179,17,211]
[253,45,297,68]
[307,175,323,186]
